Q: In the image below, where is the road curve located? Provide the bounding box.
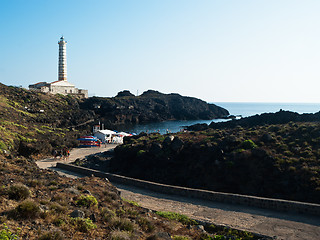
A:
[36,147,320,240]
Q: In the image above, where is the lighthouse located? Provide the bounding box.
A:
[28,36,88,98]
[58,36,67,81]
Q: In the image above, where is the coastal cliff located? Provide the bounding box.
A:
[80,90,229,128]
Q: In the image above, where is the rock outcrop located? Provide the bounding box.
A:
[80,90,229,128]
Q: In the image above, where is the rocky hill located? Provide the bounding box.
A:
[0,84,228,158]
[0,83,263,239]
[111,114,320,204]
[80,90,229,128]
[0,83,95,158]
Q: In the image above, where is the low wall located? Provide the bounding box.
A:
[56,162,320,216]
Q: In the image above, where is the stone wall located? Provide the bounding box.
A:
[56,162,320,216]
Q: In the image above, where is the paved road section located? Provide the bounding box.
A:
[114,183,320,240]
[36,145,117,170]
[36,147,320,240]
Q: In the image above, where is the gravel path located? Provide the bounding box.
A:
[36,147,320,240]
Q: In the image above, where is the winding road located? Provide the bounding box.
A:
[36,147,320,240]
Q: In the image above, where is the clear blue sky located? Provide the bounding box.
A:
[1,0,320,102]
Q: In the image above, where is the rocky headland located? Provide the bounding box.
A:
[80,90,229,129]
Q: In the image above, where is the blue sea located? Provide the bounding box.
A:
[121,102,320,135]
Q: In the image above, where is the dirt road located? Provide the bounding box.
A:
[36,147,320,240]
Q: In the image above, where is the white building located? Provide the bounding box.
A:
[94,130,117,143]
[29,36,88,98]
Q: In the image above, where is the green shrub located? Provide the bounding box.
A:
[240,140,257,150]
[155,211,197,225]
[137,150,146,157]
[15,199,40,219]
[75,194,98,208]
[122,198,140,207]
[112,218,134,232]
[173,236,191,240]
[137,217,154,233]
[53,217,65,227]
[0,141,7,152]
[49,202,67,213]
[71,217,97,233]
[205,224,255,239]
[0,223,20,240]
[38,230,64,240]
[101,208,116,223]
[8,183,30,201]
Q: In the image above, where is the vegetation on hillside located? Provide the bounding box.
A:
[0,84,265,239]
[112,121,320,204]
[0,84,95,158]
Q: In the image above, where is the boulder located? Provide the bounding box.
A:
[261,133,274,143]
[150,142,163,155]
[70,209,85,218]
[163,136,174,147]
[170,137,184,152]
[153,232,171,240]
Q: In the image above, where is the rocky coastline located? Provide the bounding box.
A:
[80,90,229,129]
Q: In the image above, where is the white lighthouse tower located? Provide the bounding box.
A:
[29,36,88,98]
[58,36,67,81]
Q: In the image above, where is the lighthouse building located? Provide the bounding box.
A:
[29,36,88,98]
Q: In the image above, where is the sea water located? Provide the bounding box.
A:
[121,102,320,135]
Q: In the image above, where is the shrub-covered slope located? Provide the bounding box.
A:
[0,83,94,158]
[111,121,320,204]
[0,84,262,239]
[0,84,229,158]
[0,155,220,239]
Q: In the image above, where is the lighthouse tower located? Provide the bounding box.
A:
[58,36,67,81]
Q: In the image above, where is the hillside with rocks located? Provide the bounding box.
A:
[0,83,94,158]
[111,113,320,204]
[0,83,265,239]
[0,84,228,158]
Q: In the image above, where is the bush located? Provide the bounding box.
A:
[155,211,197,225]
[240,140,257,150]
[137,150,146,157]
[71,217,97,233]
[101,208,116,223]
[75,194,98,208]
[173,236,191,240]
[38,230,64,240]
[53,217,65,227]
[15,199,40,219]
[137,217,154,233]
[112,218,134,232]
[8,183,30,201]
[109,230,131,240]
[0,223,20,240]
[49,202,67,213]
[122,198,140,207]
